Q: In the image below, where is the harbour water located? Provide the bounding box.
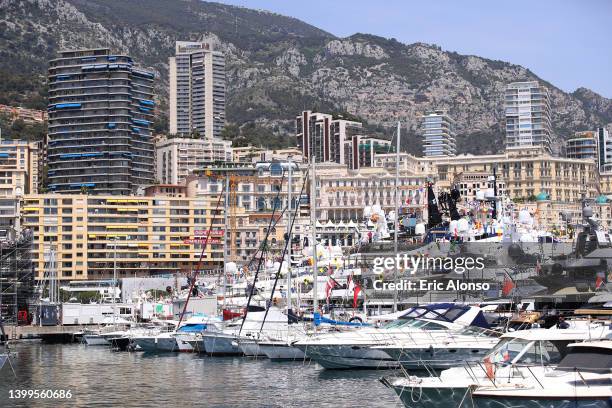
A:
[0,342,399,407]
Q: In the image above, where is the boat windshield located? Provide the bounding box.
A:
[486,339,564,366]
[177,323,207,333]
[555,346,612,373]
[458,326,501,338]
[382,319,448,330]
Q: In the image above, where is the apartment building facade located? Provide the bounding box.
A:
[22,194,224,281]
[47,48,155,195]
[597,127,612,173]
[0,140,40,196]
[315,162,428,222]
[155,136,232,184]
[346,136,392,170]
[187,162,309,263]
[169,41,225,138]
[0,140,40,239]
[504,81,552,152]
[566,130,598,161]
[412,146,598,201]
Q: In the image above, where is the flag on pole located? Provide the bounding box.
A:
[353,284,362,308]
[325,276,337,302]
[483,356,495,380]
[347,273,354,292]
[596,272,605,290]
[502,272,515,297]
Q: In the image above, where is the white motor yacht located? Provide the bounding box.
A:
[372,324,500,369]
[467,340,612,407]
[381,323,612,407]
[256,326,310,361]
[293,303,492,369]
[82,317,132,346]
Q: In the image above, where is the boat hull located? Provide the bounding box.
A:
[384,380,612,408]
[83,335,110,346]
[239,341,265,357]
[382,380,472,408]
[173,334,195,352]
[185,339,205,353]
[258,342,306,361]
[109,337,131,351]
[132,336,178,352]
[299,344,398,369]
[202,334,242,356]
[472,397,610,408]
[382,346,492,369]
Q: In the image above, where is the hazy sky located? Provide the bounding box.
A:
[217,0,612,98]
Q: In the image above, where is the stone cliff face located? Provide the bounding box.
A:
[1,0,610,153]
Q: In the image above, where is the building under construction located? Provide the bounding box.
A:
[0,229,35,324]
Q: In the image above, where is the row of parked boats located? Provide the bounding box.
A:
[79,303,612,407]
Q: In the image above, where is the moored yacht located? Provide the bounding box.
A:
[132,314,220,352]
[293,303,491,369]
[196,307,291,356]
[381,323,612,407]
[372,324,500,369]
[467,340,612,407]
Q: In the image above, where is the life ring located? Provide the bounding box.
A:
[349,316,363,324]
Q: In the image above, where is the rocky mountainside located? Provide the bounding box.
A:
[1,0,611,154]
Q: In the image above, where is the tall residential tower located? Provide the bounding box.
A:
[421,110,456,157]
[295,111,363,164]
[169,41,225,138]
[504,81,552,152]
[47,48,155,195]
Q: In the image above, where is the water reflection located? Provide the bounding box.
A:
[0,342,399,408]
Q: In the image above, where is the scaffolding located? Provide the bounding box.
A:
[0,229,35,325]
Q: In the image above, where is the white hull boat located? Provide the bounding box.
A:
[295,304,492,370]
[374,328,499,369]
[382,326,612,408]
[258,342,306,361]
[298,343,397,369]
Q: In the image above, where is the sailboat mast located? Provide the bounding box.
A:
[492,166,498,220]
[393,121,400,313]
[310,157,318,320]
[223,175,229,311]
[113,239,117,326]
[286,159,292,311]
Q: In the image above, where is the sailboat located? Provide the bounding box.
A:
[131,314,221,352]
